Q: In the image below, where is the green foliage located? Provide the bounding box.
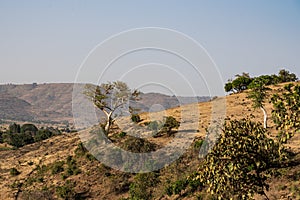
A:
[191,119,288,199]
[165,179,188,196]
[225,69,298,93]
[147,121,161,132]
[271,83,300,145]
[10,167,21,176]
[3,132,34,147]
[131,114,141,123]
[21,123,38,134]
[278,69,298,83]
[85,81,140,134]
[122,136,157,153]
[34,127,60,142]
[9,123,21,133]
[2,123,60,147]
[161,116,180,135]
[232,75,253,92]
[193,139,204,149]
[51,161,65,175]
[65,156,81,176]
[147,116,180,137]
[225,73,253,93]
[56,180,79,200]
[129,172,159,200]
[118,131,127,138]
[224,82,233,93]
[247,78,270,112]
[74,142,88,157]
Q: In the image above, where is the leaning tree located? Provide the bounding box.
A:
[85,81,140,134]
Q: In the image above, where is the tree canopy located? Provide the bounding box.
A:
[225,69,298,93]
[85,81,140,134]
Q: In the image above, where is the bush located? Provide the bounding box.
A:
[74,142,88,157]
[56,180,77,200]
[34,127,61,142]
[151,116,180,137]
[147,121,160,132]
[118,132,127,138]
[21,123,38,134]
[9,123,21,133]
[10,167,20,176]
[51,161,65,175]
[64,156,81,177]
[165,179,188,196]
[129,172,159,200]
[191,119,288,199]
[131,114,141,123]
[3,132,34,147]
[122,136,157,153]
[161,116,180,135]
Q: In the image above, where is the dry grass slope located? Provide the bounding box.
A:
[0,82,299,199]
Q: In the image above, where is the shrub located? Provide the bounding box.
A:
[9,123,21,133]
[122,136,157,153]
[191,119,289,199]
[10,167,20,176]
[118,131,127,138]
[34,127,61,142]
[147,121,160,132]
[165,179,188,196]
[3,132,34,147]
[65,156,81,177]
[193,139,204,149]
[56,180,77,200]
[51,161,65,175]
[152,116,180,137]
[131,114,141,123]
[74,142,88,157]
[129,172,159,200]
[21,123,38,134]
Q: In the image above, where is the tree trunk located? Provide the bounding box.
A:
[104,112,113,134]
[260,107,267,129]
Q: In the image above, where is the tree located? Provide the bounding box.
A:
[9,123,21,133]
[247,78,270,128]
[224,82,233,93]
[85,81,140,134]
[278,69,298,83]
[21,123,38,135]
[271,83,300,146]
[191,119,287,199]
[225,73,252,93]
[161,116,180,136]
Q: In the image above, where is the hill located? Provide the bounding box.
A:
[0,83,212,125]
[0,82,299,199]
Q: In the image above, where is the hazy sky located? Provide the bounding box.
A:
[0,0,299,96]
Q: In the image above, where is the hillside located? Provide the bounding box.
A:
[0,82,299,200]
[0,83,211,125]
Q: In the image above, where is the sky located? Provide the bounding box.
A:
[0,0,300,96]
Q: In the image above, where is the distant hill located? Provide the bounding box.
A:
[0,83,212,124]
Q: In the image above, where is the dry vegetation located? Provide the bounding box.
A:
[0,82,299,199]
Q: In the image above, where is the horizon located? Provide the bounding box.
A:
[1,1,300,96]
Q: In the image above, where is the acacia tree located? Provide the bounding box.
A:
[247,78,270,128]
[85,81,140,134]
